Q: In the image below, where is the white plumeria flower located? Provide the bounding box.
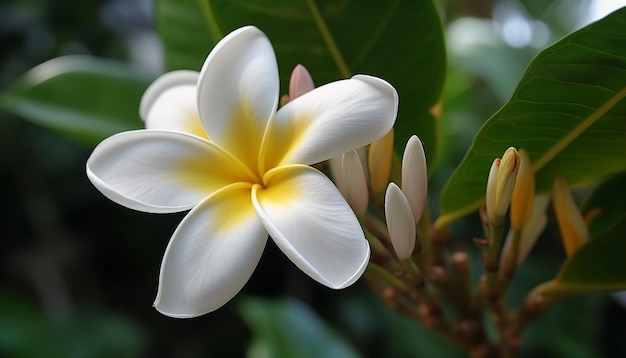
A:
[86,26,398,317]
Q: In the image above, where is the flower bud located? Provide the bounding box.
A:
[340,150,369,216]
[485,147,519,224]
[502,193,550,265]
[328,155,345,193]
[401,135,428,223]
[368,129,394,195]
[552,175,588,256]
[384,182,416,260]
[510,149,534,230]
[289,64,315,100]
[485,158,500,222]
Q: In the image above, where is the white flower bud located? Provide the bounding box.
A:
[385,182,416,260]
[340,150,369,215]
[401,135,428,223]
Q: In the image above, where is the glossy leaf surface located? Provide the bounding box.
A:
[544,215,626,294]
[238,297,360,358]
[0,56,152,145]
[581,170,626,238]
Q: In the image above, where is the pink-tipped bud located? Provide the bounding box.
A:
[552,176,588,256]
[486,147,519,224]
[340,150,369,216]
[401,135,428,223]
[385,182,416,260]
[289,64,315,100]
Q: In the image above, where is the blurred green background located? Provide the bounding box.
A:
[1,0,625,357]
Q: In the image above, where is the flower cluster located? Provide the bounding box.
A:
[482,147,590,274]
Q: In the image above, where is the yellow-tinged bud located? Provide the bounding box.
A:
[340,150,369,216]
[485,147,519,224]
[510,149,534,230]
[502,194,550,265]
[485,158,500,223]
[401,135,428,223]
[552,176,588,256]
[496,147,519,212]
[289,64,315,100]
[384,182,416,260]
[368,129,394,194]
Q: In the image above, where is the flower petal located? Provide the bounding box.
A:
[86,130,255,213]
[264,75,398,168]
[139,70,208,139]
[154,183,267,317]
[197,26,279,172]
[252,165,370,289]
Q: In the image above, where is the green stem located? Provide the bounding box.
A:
[484,219,505,300]
[500,229,522,286]
[366,262,411,292]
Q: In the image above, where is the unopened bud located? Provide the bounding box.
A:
[384,182,416,260]
[552,176,588,255]
[486,147,519,224]
[368,129,394,195]
[485,158,500,223]
[340,150,369,216]
[510,149,534,230]
[401,135,428,223]
[289,64,315,100]
[328,155,344,193]
[503,194,550,265]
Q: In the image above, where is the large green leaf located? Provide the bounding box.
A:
[155,0,222,70]
[156,0,446,162]
[581,170,626,238]
[0,56,153,145]
[437,8,626,227]
[237,296,360,358]
[541,214,626,294]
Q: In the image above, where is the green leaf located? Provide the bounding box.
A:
[0,56,153,146]
[0,289,146,357]
[156,0,446,163]
[581,170,626,238]
[155,0,223,70]
[336,291,465,357]
[543,214,626,294]
[237,296,360,358]
[437,8,626,227]
[523,293,607,357]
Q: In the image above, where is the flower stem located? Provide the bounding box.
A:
[500,228,522,286]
